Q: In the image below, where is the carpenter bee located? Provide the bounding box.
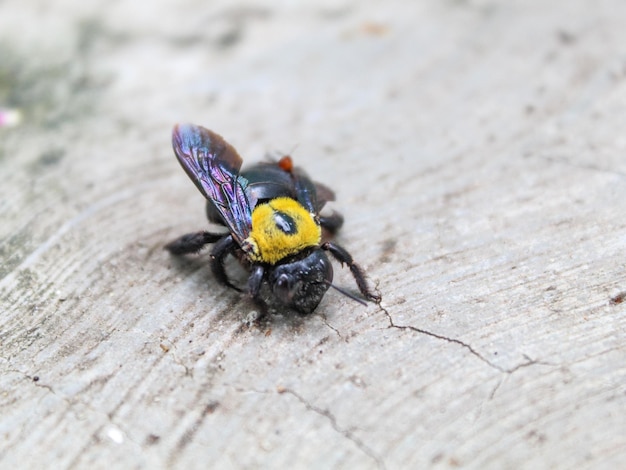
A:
[165,124,379,315]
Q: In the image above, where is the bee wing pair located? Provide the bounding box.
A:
[172,124,256,246]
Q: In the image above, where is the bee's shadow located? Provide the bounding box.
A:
[166,252,247,285]
[164,249,334,330]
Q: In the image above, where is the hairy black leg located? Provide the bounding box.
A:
[322,242,380,302]
[319,211,344,235]
[165,231,225,255]
[248,264,269,318]
[210,235,242,292]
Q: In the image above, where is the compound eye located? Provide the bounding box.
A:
[269,250,332,314]
[273,273,301,304]
[276,273,290,290]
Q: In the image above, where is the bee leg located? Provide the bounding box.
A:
[248,265,269,318]
[165,231,224,254]
[319,211,344,235]
[209,235,243,292]
[322,242,381,302]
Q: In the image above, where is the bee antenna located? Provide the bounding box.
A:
[325,281,368,306]
[288,143,299,156]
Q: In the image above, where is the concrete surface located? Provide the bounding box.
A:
[1,0,625,468]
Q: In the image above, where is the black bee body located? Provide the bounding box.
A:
[165,124,378,316]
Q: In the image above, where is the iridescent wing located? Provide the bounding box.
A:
[172,124,255,245]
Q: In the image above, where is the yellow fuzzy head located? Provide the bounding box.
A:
[244,197,321,265]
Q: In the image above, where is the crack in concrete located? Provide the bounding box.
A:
[318,313,346,342]
[489,377,504,400]
[278,387,386,470]
[160,340,193,377]
[377,303,543,375]
[3,361,143,462]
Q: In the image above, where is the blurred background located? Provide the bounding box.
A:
[2,1,625,468]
